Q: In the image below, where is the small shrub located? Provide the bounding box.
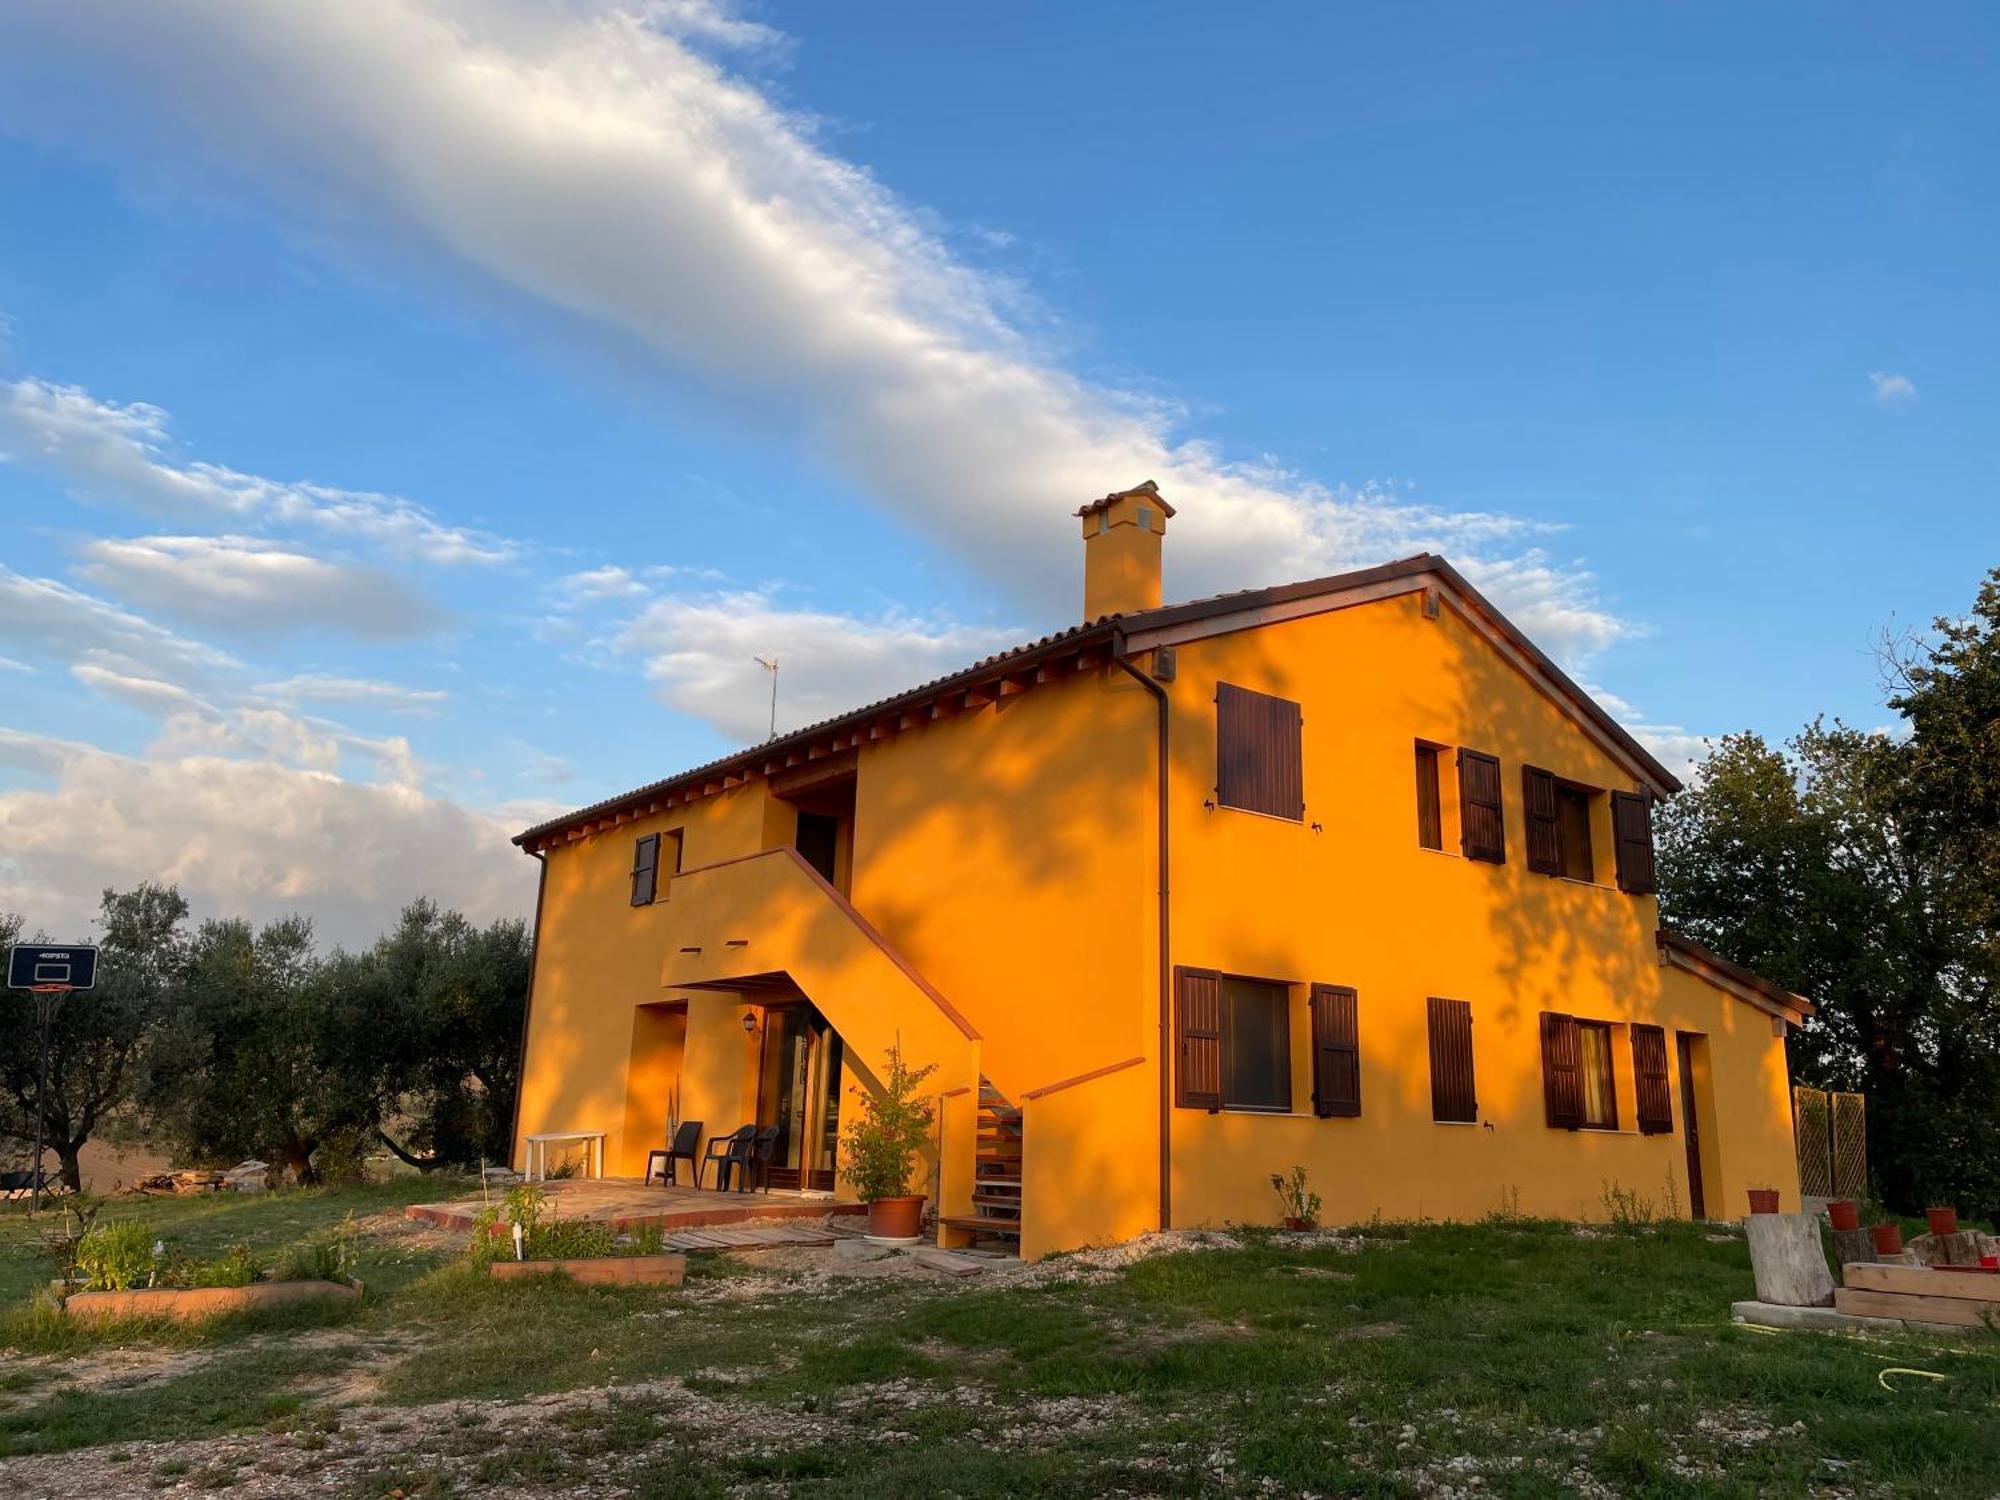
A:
[312,1127,376,1187]
[839,1041,937,1202]
[627,1222,666,1256]
[1270,1165,1322,1227]
[1600,1179,1657,1227]
[273,1214,360,1285]
[545,1153,584,1181]
[529,1220,614,1259]
[184,1245,261,1288]
[75,1221,158,1291]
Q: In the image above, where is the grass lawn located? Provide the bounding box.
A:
[1,1187,1996,1496]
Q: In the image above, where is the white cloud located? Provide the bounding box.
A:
[0,731,529,947]
[256,673,448,714]
[1869,371,1917,406]
[1585,686,1709,782]
[70,658,209,716]
[618,588,1017,743]
[553,565,651,605]
[0,0,1623,661]
[0,562,235,684]
[0,376,515,564]
[77,534,446,640]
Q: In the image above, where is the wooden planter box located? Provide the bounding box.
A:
[488,1253,686,1288]
[64,1280,360,1324]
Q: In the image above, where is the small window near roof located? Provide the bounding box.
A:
[1414,743,1443,850]
[630,833,661,906]
[1216,683,1304,821]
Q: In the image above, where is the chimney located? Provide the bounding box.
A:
[1076,480,1174,620]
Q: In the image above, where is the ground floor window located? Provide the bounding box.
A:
[1578,1020,1618,1129]
[1221,976,1291,1111]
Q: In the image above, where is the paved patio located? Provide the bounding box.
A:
[405,1178,867,1234]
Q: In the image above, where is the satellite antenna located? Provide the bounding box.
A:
[754,656,779,740]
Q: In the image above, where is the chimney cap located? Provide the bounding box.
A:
[1073,479,1175,520]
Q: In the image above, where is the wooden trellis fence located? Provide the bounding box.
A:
[1793,1085,1867,1201]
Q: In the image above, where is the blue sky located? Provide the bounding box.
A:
[0,1,1992,943]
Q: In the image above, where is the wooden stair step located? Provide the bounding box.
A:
[940,1212,1022,1235]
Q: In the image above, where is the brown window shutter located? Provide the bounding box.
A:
[1414,744,1443,850]
[1216,683,1304,820]
[1175,967,1223,1111]
[1457,749,1505,863]
[1522,766,1561,876]
[1426,996,1477,1122]
[1309,984,1360,1118]
[630,833,660,906]
[1632,1024,1673,1134]
[1611,791,1656,894]
[1539,1011,1583,1129]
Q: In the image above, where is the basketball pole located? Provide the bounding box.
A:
[30,986,66,1212]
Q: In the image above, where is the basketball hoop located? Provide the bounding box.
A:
[8,945,96,1211]
[27,984,73,995]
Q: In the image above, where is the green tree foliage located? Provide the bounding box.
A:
[1657,568,2000,1218]
[0,884,189,1190]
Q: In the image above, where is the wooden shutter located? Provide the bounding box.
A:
[1632,1024,1673,1134]
[1522,766,1561,876]
[629,833,660,906]
[1414,744,1443,850]
[1309,984,1360,1118]
[1611,791,1656,894]
[1426,996,1477,1122]
[1457,749,1505,863]
[1539,1011,1583,1129]
[1216,683,1304,820]
[1175,967,1223,1111]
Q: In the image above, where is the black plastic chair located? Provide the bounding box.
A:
[644,1120,703,1187]
[699,1125,756,1191]
[742,1125,782,1194]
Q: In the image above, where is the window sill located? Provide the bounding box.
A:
[1433,1118,1481,1127]
[1214,803,1305,826]
[1417,845,1459,859]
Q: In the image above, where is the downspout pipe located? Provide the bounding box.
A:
[505,847,549,1172]
[1110,629,1172,1233]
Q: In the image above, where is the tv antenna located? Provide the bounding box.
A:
[754,656,779,740]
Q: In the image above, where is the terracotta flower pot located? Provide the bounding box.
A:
[1282,1216,1316,1233]
[1869,1222,1903,1257]
[1925,1206,1958,1237]
[1827,1199,1861,1232]
[1746,1188,1780,1215]
[866,1194,926,1240]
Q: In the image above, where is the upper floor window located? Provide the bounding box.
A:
[1523,766,1597,881]
[1414,742,1444,850]
[1216,682,1303,821]
[629,829,683,906]
[1611,791,1657,895]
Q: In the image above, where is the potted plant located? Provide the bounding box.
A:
[1746,1187,1780,1215]
[1271,1165,1322,1232]
[1827,1199,1860,1232]
[1869,1221,1904,1257]
[840,1041,937,1243]
[1925,1205,1959,1237]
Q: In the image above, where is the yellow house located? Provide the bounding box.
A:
[511,483,1811,1258]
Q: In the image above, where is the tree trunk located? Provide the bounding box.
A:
[279,1140,318,1186]
[56,1141,84,1193]
[376,1127,443,1173]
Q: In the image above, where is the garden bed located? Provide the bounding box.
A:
[62,1279,360,1324]
[488,1253,686,1287]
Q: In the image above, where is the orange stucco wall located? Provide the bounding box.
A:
[513,578,1801,1253]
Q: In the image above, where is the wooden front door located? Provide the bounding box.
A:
[1676,1031,1706,1220]
[755,1006,844,1191]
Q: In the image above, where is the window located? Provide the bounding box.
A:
[1457,749,1504,862]
[630,834,661,906]
[1540,1011,1618,1130]
[1414,743,1443,850]
[1175,968,1293,1111]
[1524,767,1596,881]
[629,830,683,907]
[1309,984,1360,1117]
[1216,683,1303,820]
[1611,791,1657,895]
[1577,1021,1617,1129]
[1557,785,1594,881]
[1427,996,1477,1122]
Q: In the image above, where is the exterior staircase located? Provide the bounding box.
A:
[939,1078,1022,1246]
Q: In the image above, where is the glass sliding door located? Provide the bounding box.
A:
[755,1005,844,1191]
